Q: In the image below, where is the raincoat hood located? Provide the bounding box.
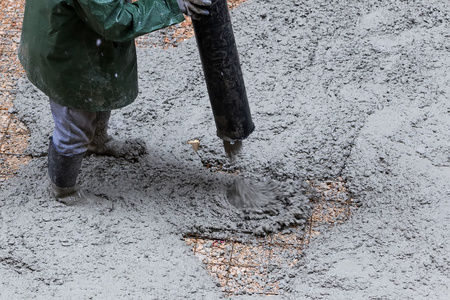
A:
[19,0,184,111]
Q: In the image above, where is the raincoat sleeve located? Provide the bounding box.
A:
[70,0,185,42]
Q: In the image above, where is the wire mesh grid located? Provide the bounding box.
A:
[186,232,304,296]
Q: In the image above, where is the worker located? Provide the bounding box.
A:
[18,0,211,205]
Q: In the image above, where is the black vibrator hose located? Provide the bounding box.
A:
[192,0,254,155]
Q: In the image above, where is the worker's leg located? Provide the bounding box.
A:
[87,110,147,160]
[48,99,99,205]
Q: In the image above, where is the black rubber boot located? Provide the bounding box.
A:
[48,138,102,206]
[48,137,83,189]
[87,111,147,160]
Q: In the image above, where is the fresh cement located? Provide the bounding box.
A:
[1,0,450,298]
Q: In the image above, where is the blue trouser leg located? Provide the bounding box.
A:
[49,99,98,156]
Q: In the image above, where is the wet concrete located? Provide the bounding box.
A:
[1,0,450,298]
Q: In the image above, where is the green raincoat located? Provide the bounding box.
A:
[19,0,184,111]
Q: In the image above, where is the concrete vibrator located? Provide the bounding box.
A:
[192,0,254,157]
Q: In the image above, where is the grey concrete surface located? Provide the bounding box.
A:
[1,0,449,299]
